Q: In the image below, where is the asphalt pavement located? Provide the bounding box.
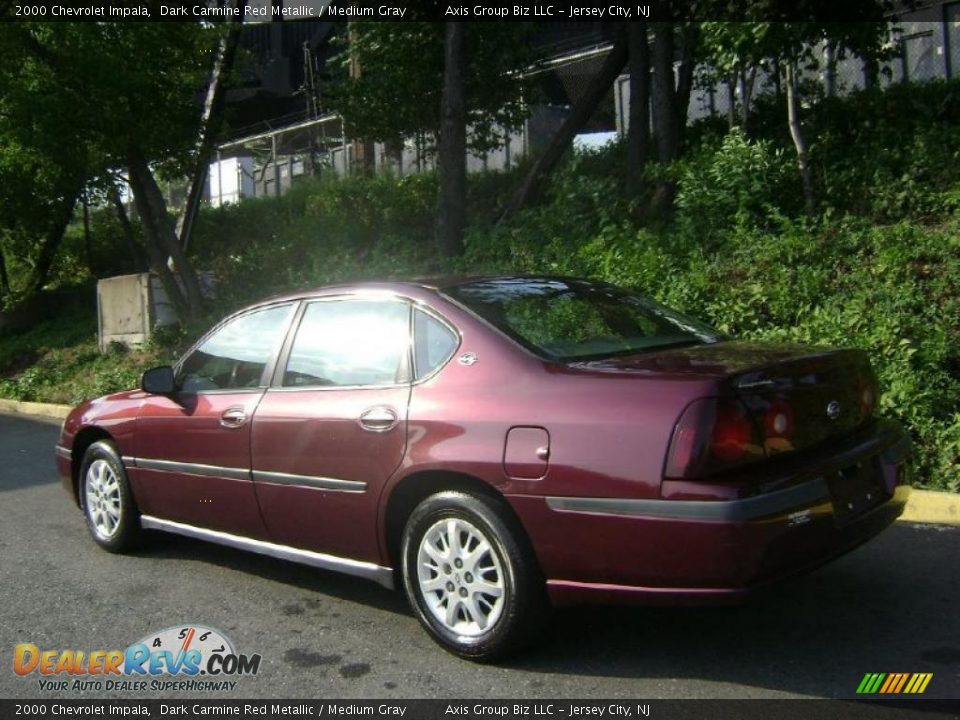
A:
[1,412,958,701]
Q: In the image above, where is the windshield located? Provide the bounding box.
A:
[442,277,722,362]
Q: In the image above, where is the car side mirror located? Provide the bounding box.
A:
[141,366,176,395]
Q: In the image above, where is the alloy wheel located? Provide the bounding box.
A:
[84,458,122,540]
[416,517,505,636]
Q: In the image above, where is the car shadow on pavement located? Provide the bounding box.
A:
[119,516,958,699]
[0,413,62,492]
[506,523,960,698]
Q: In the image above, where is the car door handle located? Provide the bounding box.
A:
[359,406,398,432]
[220,407,248,428]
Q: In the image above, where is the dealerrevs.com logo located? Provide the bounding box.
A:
[14,624,261,693]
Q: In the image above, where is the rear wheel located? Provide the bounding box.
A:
[79,440,141,553]
[401,491,547,661]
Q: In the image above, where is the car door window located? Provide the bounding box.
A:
[414,309,458,379]
[283,299,411,388]
[178,304,294,392]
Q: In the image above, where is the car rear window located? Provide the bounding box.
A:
[442,277,721,362]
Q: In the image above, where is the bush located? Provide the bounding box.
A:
[675,129,796,245]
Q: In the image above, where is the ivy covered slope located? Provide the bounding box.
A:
[1,80,958,492]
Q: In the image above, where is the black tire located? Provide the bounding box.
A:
[401,491,547,661]
[78,440,141,553]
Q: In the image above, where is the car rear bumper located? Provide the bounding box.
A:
[508,420,912,606]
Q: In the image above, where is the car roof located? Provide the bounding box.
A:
[244,274,597,310]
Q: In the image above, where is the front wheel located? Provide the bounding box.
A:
[79,440,141,553]
[401,491,547,661]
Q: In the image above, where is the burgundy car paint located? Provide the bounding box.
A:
[56,277,911,608]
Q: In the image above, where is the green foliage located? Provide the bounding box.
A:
[0,22,221,297]
[674,129,795,244]
[190,172,440,309]
[0,296,170,405]
[328,23,536,153]
[809,81,960,220]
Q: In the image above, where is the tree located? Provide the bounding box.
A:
[436,23,467,258]
[331,22,535,256]
[626,22,651,197]
[650,22,680,215]
[0,22,223,320]
[702,12,894,217]
[331,22,535,157]
[0,29,90,296]
[177,0,248,254]
[499,28,629,224]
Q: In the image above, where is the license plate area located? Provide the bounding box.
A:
[828,457,886,526]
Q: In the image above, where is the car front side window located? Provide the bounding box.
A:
[283,299,411,388]
[177,304,294,392]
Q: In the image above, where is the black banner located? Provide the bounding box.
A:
[0,0,942,23]
[1,700,959,720]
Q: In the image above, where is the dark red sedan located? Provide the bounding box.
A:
[55,276,911,660]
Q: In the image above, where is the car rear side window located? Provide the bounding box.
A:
[283,299,411,387]
[178,304,294,392]
[414,309,458,379]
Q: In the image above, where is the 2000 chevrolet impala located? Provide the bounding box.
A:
[56,276,911,659]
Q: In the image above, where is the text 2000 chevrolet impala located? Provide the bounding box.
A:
[55,276,911,659]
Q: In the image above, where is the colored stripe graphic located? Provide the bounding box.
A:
[879,674,896,693]
[857,672,932,694]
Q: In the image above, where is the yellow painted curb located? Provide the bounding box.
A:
[900,489,960,526]
[0,398,71,421]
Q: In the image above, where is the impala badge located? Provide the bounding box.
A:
[458,352,478,366]
[826,400,841,420]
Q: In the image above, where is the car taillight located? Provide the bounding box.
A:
[664,397,763,479]
[711,404,753,462]
[763,400,795,439]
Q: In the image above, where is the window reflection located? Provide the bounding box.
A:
[444,277,721,362]
[178,304,294,392]
[284,300,410,387]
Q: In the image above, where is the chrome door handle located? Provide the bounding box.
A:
[220,407,248,428]
[359,406,398,432]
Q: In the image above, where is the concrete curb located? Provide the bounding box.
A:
[1,400,957,526]
[0,398,71,421]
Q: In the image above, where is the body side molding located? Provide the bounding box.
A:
[139,515,394,589]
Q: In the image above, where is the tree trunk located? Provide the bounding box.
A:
[436,22,468,258]
[651,23,679,165]
[177,0,248,253]
[650,22,679,216]
[726,75,737,129]
[0,242,10,298]
[112,189,147,272]
[82,191,94,277]
[824,40,837,97]
[738,66,757,130]
[30,187,79,293]
[785,61,815,218]
[626,22,650,198]
[127,150,206,321]
[674,24,696,138]
[499,29,629,225]
[347,22,377,175]
[862,55,879,90]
